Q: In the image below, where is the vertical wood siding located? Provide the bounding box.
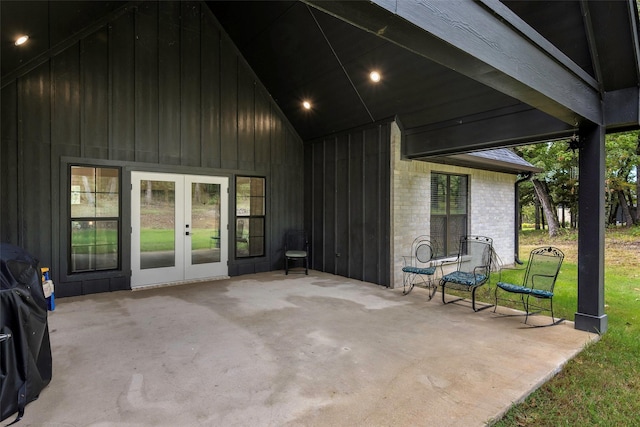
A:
[305,123,391,287]
[0,1,304,296]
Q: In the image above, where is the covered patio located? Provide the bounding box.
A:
[22,271,596,426]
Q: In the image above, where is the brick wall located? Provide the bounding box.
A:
[391,122,516,288]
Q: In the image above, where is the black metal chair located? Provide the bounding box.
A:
[284,230,309,275]
[440,235,494,311]
[401,236,440,298]
[494,246,564,325]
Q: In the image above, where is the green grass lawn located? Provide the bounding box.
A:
[489,227,640,426]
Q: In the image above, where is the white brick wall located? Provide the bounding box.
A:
[390,122,515,288]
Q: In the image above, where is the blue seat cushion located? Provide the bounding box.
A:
[497,282,531,294]
[530,288,554,298]
[402,266,436,275]
[442,271,486,287]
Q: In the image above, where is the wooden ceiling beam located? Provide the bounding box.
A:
[304,0,602,127]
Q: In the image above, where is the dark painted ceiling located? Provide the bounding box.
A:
[2,0,639,150]
[207,0,520,141]
[206,0,640,143]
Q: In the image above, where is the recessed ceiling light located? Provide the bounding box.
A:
[370,71,381,82]
[302,100,311,110]
[15,35,29,46]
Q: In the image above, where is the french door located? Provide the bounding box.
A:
[131,172,228,288]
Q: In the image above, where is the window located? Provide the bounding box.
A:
[430,173,468,257]
[70,166,120,272]
[235,176,265,258]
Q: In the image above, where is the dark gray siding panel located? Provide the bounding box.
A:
[158,1,182,165]
[20,63,53,267]
[52,45,80,152]
[306,123,391,287]
[1,1,305,296]
[134,2,159,163]
[335,136,350,277]
[254,87,271,172]
[323,139,336,274]
[312,142,325,270]
[1,83,19,244]
[110,11,135,162]
[81,28,109,159]
[200,19,221,169]
[220,36,238,169]
[238,66,255,171]
[180,1,202,167]
[348,131,365,280]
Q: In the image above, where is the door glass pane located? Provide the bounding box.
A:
[191,182,221,265]
[140,180,176,269]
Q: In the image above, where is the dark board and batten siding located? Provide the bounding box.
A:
[305,123,391,287]
[0,1,303,296]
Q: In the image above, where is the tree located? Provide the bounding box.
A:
[514,142,578,237]
[605,131,639,226]
[515,130,639,233]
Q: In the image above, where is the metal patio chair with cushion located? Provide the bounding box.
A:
[494,246,564,325]
[401,236,440,298]
[440,235,494,311]
[284,230,309,275]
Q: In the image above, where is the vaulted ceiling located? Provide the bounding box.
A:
[207,0,640,157]
[3,0,639,159]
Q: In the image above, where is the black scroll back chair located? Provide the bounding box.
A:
[440,235,494,311]
[401,236,439,298]
[494,246,564,325]
[284,230,309,275]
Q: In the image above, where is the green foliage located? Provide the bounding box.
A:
[514,130,639,228]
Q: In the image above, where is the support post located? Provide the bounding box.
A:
[575,123,608,333]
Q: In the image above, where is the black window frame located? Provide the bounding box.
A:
[235,175,266,258]
[430,172,469,258]
[69,165,122,274]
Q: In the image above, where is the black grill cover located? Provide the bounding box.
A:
[1,243,52,423]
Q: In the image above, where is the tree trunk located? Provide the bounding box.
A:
[531,178,561,237]
[617,190,634,226]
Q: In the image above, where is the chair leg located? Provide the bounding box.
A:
[305,256,308,275]
[285,257,289,275]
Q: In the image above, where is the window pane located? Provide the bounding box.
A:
[70,166,120,273]
[236,177,251,216]
[235,176,266,258]
[430,173,468,258]
[449,175,467,214]
[96,193,119,217]
[250,194,265,216]
[431,174,447,215]
[448,215,467,256]
[191,182,221,264]
[71,220,96,272]
[95,221,118,270]
[236,218,250,257]
[430,216,446,258]
[140,180,175,270]
[96,168,119,193]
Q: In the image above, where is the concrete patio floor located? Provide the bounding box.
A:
[19,271,598,426]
